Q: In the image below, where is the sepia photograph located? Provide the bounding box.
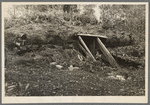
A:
[2,2,148,103]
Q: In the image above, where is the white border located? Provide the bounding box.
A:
[2,2,149,103]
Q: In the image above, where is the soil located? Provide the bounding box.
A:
[5,20,145,96]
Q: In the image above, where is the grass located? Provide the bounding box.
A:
[5,41,145,96]
[4,5,145,96]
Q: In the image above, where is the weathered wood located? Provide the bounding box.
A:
[77,34,107,39]
[78,43,90,57]
[78,36,96,61]
[89,39,95,56]
[92,39,95,56]
[89,39,93,55]
[97,37,120,68]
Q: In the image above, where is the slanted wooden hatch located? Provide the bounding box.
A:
[77,34,120,69]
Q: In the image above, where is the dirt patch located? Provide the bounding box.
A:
[5,41,145,96]
[4,13,145,96]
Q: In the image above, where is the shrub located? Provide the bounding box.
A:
[73,21,81,26]
[90,17,98,25]
[79,14,90,26]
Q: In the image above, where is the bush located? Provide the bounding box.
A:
[73,21,81,26]
[90,17,98,25]
[79,14,90,26]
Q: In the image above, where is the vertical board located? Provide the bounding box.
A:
[92,39,95,56]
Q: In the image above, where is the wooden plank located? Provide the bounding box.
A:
[89,38,95,56]
[78,36,96,61]
[77,34,107,39]
[89,39,93,55]
[78,43,90,57]
[97,37,120,68]
[92,39,95,56]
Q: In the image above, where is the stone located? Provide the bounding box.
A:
[56,65,63,69]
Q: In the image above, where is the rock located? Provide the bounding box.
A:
[7,85,16,89]
[50,62,57,65]
[56,65,63,69]
[34,55,42,60]
[127,76,132,80]
[107,72,115,76]
[7,88,14,92]
[68,65,74,71]
[73,67,79,70]
[70,80,75,82]
[68,65,79,71]
[108,75,126,81]
[116,75,126,81]
[25,83,30,91]
[108,75,116,79]
[52,91,56,94]
[20,46,27,50]
[120,89,125,92]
